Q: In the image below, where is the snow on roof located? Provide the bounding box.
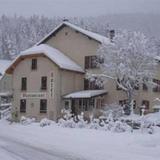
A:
[20,44,84,73]
[63,90,107,99]
[37,22,110,45]
[0,60,11,75]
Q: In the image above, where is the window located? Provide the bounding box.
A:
[134,84,139,90]
[31,58,37,70]
[64,100,70,110]
[143,83,148,91]
[119,99,127,107]
[133,100,136,109]
[84,79,104,90]
[153,79,160,92]
[85,56,97,69]
[142,100,150,110]
[20,99,26,113]
[21,77,27,91]
[41,76,47,90]
[96,99,104,109]
[40,99,47,113]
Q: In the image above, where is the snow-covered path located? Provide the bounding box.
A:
[0,120,160,160]
[0,135,80,160]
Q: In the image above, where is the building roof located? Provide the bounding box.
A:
[6,44,84,74]
[63,90,107,99]
[37,21,110,45]
[0,60,11,79]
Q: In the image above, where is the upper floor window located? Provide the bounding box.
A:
[143,83,148,91]
[142,100,150,110]
[153,79,160,92]
[85,56,97,69]
[20,99,26,113]
[21,77,27,91]
[31,58,37,70]
[41,76,47,90]
[40,99,47,113]
[119,99,127,107]
[84,78,104,90]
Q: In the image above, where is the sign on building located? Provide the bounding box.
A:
[21,92,46,99]
[50,72,54,98]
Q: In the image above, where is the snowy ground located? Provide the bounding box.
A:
[0,120,160,160]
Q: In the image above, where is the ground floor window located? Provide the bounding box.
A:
[119,99,136,109]
[142,100,150,110]
[20,99,26,113]
[96,98,105,109]
[40,99,47,113]
[119,99,127,107]
[64,100,71,110]
[78,99,95,112]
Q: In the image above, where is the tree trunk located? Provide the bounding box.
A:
[125,90,134,115]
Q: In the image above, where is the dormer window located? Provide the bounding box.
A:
[31,58,37,70]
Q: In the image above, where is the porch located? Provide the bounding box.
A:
[63,90,107,115]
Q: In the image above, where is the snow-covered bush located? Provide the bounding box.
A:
[76,112,88,128]
[40,118,52,127]
[111,120,132,133]
[102,104,124,119]
[58,109,76,128]
[89,118,101,130]
[20,116,36,125]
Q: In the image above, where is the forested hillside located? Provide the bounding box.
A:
[0,14,159,59]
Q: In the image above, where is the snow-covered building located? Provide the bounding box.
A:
[5,21,160,120]
[0,60,12,111]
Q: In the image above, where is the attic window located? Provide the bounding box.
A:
[31,58,37,70]
[65,32,68,36]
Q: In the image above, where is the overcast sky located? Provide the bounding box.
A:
[0,0,159,17]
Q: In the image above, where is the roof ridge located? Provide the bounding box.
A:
[36,21,110,45]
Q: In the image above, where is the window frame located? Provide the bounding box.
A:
[84,78,104,90]
[153,79,160,92]
[85,56,98,69]
[20,99,26,113]
[40,99,47,113]
[31,58,37,70]
[21,77,27,91]
[142,100,150,110]
[41,76,47,90]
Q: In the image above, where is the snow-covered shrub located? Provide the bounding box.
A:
[103,104,124,119]
[76,112,88,128]
[58,109,76,128]
[58,117,76,128]
[89,118,101,130]
[40,118,52,127]
[111,120,132,133]
[20,116,36,125]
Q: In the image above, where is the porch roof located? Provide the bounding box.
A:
[63,90,107,99]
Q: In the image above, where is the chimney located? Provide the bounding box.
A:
[106,28,115,41]
[109,30,115,41]
[63,18,69,22]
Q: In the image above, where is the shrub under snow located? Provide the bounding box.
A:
[40,118,52,127]
[20,116,36,125]
[58,109,131,132]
